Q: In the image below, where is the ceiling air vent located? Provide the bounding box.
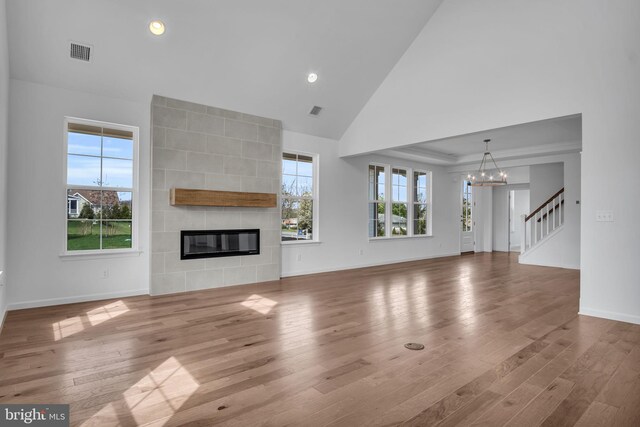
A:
[70,42,92,62]
[309,106,322,116]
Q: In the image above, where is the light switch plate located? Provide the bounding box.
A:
[596,210,614,222]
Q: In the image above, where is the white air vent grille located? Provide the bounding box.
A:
[70,42,91,62]
[309,106,322,116]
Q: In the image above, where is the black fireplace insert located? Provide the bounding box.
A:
[181,229,260,260]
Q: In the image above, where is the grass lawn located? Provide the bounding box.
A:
[67,220,132,251]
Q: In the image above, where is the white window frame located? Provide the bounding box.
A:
[413,169,433,236]
[62,117,140,256]
[281,151,320,245]
[462,179,473,233]
[368,164,433,240]
[391,167,409,237]
[368,163,389,239]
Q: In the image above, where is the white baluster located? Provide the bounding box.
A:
[552,196,556,230]
[546,204,550,235]
[521,214,527,254]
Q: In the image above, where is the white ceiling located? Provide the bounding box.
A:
[6,0,443,139]
[380,115,582,165]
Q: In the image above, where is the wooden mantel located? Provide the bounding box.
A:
[170,188,277,208]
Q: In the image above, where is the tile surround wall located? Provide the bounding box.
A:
[151,95,282,295]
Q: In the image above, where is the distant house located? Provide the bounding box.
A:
[66,190,121,218]
[282,218,298,228]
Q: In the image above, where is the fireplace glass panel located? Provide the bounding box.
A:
[181,229,259,260]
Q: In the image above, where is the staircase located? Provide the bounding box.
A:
[520,188,564,255]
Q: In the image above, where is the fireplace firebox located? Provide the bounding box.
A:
[181,229,260,260]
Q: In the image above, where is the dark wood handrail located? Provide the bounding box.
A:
[525,188,564,222]
[536,200,564,222]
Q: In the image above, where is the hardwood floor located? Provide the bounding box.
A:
[1,253,639,426]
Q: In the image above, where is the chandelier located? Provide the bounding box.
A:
[468,139,507,186]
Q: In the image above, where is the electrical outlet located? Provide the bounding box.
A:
[102,269,109,279]
[296,254,302,262]
[359,249,364,255]
[596,210,614,222]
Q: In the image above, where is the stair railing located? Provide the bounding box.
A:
[521,188,564,253]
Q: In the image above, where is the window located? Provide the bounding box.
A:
[413,171,429,235]
[368,165,386,237]
[281,152,317,242]
[65,118,138,253]
[462,179,472,232]
[391,168,408,236]
[369,164,432,238]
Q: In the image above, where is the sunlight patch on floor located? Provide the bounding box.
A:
[52,300,130,341]
[86,300,129,326]
[82,357,199,427]
[241,294,278,315]
[52,316,84,341]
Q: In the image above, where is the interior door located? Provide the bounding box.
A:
[460,179,474,253]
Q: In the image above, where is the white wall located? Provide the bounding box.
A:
[492,187,510,252]
[0,0,8,324]
[510,189,530,249]
[473,186,492,253]
[529,163,563,209]
[492,185,529,252]
[520,154,581,270]
[339,0,639,324]
[282,130,460,277]
[6,80,150,309]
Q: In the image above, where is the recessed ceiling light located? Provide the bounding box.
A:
[307,73,318,83]
[149,20,165,36]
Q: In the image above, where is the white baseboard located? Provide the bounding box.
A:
[281,252,461,278]
[579,307,640,325]
[0,305,7,335]
[7,289,149,311]
[518,258,580,270]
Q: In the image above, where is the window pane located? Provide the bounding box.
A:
[297,156,313,177]
[297,200,313,240]
[68,188,95,219]
[67,155,101,186]
[281,199,299,241]
[282,153,297,175]
[67,219,100,251]
[297,176,313,196]
[391,203,407,236]
[282,175,296,196]
[392,169,407,202]
[462,180,472,232]
[68,132,101,156]
[413,204,427,235]
[369,202,385,237]
[103,136,133,160]
[102,220,132,249]
[102,158,133,188]
[369,165,385,200]
[414,172,428,203]
[117,192,133,219]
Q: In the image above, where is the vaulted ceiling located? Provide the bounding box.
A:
[6,0,443,139]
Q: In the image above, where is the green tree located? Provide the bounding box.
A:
[298,197,313,235]
[78,203,95,219]
[109,203,122,220]
[120,204,131,219]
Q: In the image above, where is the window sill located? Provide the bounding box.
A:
[281,240,322,246]
[60,249,143,261]
[369,235,433,241]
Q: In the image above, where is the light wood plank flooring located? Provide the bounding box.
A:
[1,253,639,426]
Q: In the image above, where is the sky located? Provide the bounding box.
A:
[67,132,133,188]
